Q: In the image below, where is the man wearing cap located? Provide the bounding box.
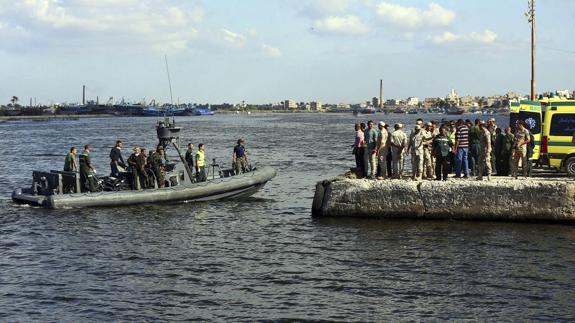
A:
[422,122,435,179]
[363,120,378,179]
[407,124,425,180]
[511,121,531,178]
[391,123,407,179]
[476,121,492,181]
[376,121,390,179]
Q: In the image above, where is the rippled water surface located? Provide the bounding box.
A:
[1,113,574,321]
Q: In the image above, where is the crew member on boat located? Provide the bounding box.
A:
[109,140,126,178]
[79,144,97,192]
[149,147,165,188]
[64,147,78,172]
[233,139,248,175]
[196,143,207,182]
[128,147,146,190]
[185,143,195,176]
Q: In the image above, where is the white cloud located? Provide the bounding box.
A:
[262,44,282,57]
[301,0,353,18]
[430,30,498,45]
[220,28,247,47]
[313,15,369,35]
[374,2,455,30]
[0,0,204,51]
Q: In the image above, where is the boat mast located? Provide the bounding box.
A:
[526,0,536,100]
[165,54,174,105]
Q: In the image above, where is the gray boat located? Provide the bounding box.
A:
[12,118,277,209]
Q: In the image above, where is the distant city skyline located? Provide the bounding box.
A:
[0,0,573,105]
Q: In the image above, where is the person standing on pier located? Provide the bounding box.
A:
[391,124,407,179]
[468,119,481,176]
[511,121,532,179]
[454,119,470,178]
[422,122,435,179]
[109,140,126,178]
[376,121,390,180]
[363,120,378,179]
[433,126,453,181]
[476,121,492,181]
[353,123,365,178]
[408,125,425,180]
[64,147,78,172]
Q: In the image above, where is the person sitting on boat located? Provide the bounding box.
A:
[128,147,146,190]
[184,143,195,176]
[64,147,78,172]
[149,147,165,188]
[195,143,207,182]
[109,140,126,178]
[233,139,249,175]
[79,144,97,192]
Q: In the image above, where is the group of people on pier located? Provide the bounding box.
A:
[63,139,249,192]
[353,117,534,181]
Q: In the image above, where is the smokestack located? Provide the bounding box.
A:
[82,85,86,105]
[379,79,383,109]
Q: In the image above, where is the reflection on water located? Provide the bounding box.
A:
[0,113,574,321]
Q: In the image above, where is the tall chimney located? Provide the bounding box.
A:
[379,79,383,109]
[82,85,86,105]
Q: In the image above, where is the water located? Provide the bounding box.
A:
[1,113,574,321]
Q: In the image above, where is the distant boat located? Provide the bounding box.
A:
[445,107,465,115]
[142,105,186,117]
[393,107,406,114]
[188,107,215,116]
[407,108,418,114]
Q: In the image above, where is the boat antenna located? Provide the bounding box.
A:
[165,54,174,105]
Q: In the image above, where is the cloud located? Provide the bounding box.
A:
[300,0,353,18]
[313,15,368,35]
[374,2,455,30]
[220,28,247,47]
[262,44,282,57]
[0,0,204,52]
[430,30,498,45]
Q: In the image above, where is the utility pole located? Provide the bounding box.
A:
[526,0,536,100]
[379,79,383,109]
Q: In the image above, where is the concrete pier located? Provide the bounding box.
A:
[312,174,575,222]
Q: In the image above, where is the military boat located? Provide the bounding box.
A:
[12,118,277,209]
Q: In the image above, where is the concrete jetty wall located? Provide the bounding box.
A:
[312,175,575,221]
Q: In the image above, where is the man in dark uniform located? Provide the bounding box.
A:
[140,148,150,188]
[128,147,145,190]
[184,143,194,176]
[233,139,249,175]
[79,144,97,192]
[109,140,126,178]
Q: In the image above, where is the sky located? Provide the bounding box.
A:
[0,0,574,105]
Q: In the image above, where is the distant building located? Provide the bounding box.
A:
[406,97,419,106]
[385,99,400,106]
[284,99,297,110]
[556,89,570,98]
[506,91,521,99]
[446,89,460,105]
[423,98,440,109]
[310,101,322,111]
[372,97,379,108]
[459,96,475,106]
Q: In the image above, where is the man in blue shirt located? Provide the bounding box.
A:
[363,120,378,179]
[233,139,249,175]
